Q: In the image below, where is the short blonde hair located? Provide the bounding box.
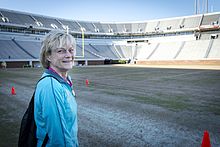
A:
[40,30,76,69]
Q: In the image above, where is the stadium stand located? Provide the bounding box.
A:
[208,37,220,58]
[0,9,35,26]
[0,8,219,67]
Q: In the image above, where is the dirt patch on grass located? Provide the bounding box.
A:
[1,67,220,146]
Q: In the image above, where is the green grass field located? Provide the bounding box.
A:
[0,66,220,146]
[69,66,220,113]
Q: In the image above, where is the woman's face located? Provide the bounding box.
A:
[48,44,75,73]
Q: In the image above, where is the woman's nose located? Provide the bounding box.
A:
[65,51,74,59]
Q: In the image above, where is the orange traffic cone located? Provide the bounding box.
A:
[201,130,211,147]
[85,79,89,86]
[11,86,16,95]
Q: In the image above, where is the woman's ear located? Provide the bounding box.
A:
[47,55,51,62]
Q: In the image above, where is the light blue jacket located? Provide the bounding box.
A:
[34,69,78,147]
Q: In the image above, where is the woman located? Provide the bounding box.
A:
[34,30,78,147]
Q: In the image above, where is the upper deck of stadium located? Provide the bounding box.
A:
[0,8,220,67]
[0,8,219,35]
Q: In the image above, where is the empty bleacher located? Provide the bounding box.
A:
[144,20,158,32]
[100,23,111,33]
[176,39,210,60]
[114,45,132,59]
[58,19,81,32]
[78,21,96,33]
[157,17,182,31]
[91,44,119,59]
[0,8,220,67]
[115,23,132,33]
[201,13,220,26]
[14,40,41,59]
[1,9,35,26]
[0,38,34,59]
[109,23,119,33]
[77,44,103,59]
[32,15,63,29]
[149,41,182,60]
[134,43,158,59]
[132,22,147,33]
[208,38,220,58]
[181,15,202,29]
[92,22,105,33]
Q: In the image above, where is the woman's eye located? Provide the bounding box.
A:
[69,49,74,53]
[56,48,74,54]
[57,50,65,53]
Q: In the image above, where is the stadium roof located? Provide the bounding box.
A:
[1,0,220,22]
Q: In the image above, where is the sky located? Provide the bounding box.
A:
[0,0,220,22]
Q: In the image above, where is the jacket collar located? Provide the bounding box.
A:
[44,68,72,87]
